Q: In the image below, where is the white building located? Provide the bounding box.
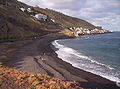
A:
[86,30,90,34]
[76,30,83,34]
[27,8,32,12]
[80,27,83,30]
[35,13,48,21]
[76,27,80,31]
[94,28,99,31]
[20,8,25,12]
[20,8,32,13]
[51,19,55,22]
[69,27,73,30]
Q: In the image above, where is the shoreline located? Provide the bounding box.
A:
[0,35,119,89]
[52,39,120,83]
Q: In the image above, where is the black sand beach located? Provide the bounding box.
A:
[0,35,119,89]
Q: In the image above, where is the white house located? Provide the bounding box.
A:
[35,13,48,21]
[76,27,81,31]
[75,30,84,36]
[27,8,32,12]
[20,8,25,12]
[80,27,83,30]
[94,28,99,31]
[51,19,55,22]
[20,8,32,13]
[69,27,73,30]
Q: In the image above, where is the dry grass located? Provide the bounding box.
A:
[0,66,84,89]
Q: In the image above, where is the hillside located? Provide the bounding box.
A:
[34,7,96,29]
[0,0,62,40]
[0,0,105,40]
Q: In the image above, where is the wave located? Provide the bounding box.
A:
[52,40,120,86]
[53,40,114,70]
[53,40,64,48]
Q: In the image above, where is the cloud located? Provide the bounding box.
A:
[44,0,87,11]
[78,0,120,31]
[18,0,45,7]
[18,0,120,31]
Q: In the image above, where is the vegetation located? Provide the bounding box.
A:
[0,66,83,89]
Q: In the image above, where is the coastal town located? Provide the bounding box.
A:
[69,27,110,36]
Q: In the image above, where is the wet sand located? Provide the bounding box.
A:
[0,35,119,89]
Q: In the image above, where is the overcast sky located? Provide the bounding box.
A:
[18,0,120,31]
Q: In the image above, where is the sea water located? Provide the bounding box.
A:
[52,32,120,86]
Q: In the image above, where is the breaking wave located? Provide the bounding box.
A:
[52,40,120,87]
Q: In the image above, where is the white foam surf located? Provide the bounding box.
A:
[52,40,120,87]
[53,40,114,70]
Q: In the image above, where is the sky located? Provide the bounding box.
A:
[18,0,120,31]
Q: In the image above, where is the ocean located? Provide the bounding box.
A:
[52,32,120,85]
